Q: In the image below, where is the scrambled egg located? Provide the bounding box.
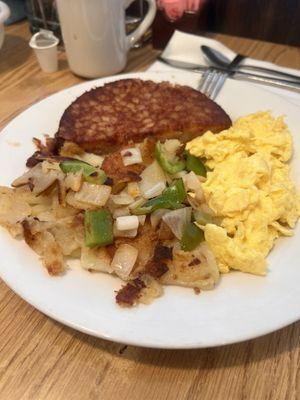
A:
[186,112,300,275]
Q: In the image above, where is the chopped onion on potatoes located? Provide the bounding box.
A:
[111,191,134,205]
[74,183,111,206]
[150,208,169,229]
[116,215,139,231]
[183,171,205,205]
[143,181,166,199]
[75,152,104,168]
[139,161,166,199]
[162,207,192,239]
[113,206,130,219]
[111,244,138,280]
[12,163,61,195]
[128,197,146,210]
[121,147,142,166]
[113,223,138,238]
[65,171,83,192]
[138,215,146,226]
[163,139,182,157]
[81,246,112,273]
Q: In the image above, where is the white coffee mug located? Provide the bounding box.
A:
[56,0,157,78]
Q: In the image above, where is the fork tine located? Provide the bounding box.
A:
[202,70,219,97]
[202,70,220,97]
[199,70,228,99]
[201,70,215,94]
[198,69,227,99]
[210,72,228,100]
[197,69,212,93]
[203,72,217,95]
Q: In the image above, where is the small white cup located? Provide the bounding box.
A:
[29,30,59,73]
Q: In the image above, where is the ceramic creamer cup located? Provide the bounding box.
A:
[56,0,157,78]
[0,1,10,49]
[29,29,59,73]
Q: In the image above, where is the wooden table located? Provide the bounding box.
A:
[0,21,299,400]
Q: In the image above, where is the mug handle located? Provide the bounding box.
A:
[124,0,157,50]
[0,1,10,24]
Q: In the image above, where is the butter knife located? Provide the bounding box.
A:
[158,56,300,92]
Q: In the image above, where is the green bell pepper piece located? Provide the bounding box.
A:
[155,141,185,174]
[185,152,207,177]
[163,178,186,203]
[132,197,183,215]
[132,179,186,215]
[84,209,113,248]
[60,159,107,185]
[180,222,205,251]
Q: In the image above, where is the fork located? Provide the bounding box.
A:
[198,52,245,99]
[197,68,227,99]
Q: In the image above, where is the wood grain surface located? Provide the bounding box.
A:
[0,21,300,400]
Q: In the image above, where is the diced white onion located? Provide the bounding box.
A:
[74,182,111,206]
[138,215,146,226]
[65,191,93,210]
[163,139,182,155]
[111,191,134,205]
[121,147,142,166]
[183,171,205,204]
[116,215,139,231]
[113,206,130,218]
[111,244,138,280]
[162,207,192,239]
[139,161,166,198]
[12,163,61,195]
[33,171,63,195]
[113,223,138,238]
[75,153,104,168]
[173,170,188,179]
[128,197,146,210]
[183,171,202,192]
[150,208,169,229]
[64,171,83,192]
[143,181,166,199]
[81,246,112,273]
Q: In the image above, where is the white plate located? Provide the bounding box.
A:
[0,71,299,349]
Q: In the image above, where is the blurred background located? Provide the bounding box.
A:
[3,0,300,48]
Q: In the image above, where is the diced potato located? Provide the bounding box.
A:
[0,186,31,225]
[22,220,65,275]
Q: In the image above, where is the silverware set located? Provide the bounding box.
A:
[198,50,245,99]
[159,45,300,99]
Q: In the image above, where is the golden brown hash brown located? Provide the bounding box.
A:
[56,79,231,153]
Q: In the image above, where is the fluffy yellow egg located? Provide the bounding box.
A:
[186,112,300,276]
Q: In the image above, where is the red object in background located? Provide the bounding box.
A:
[152,0,208,49]
[159,0,185,21]
[157,0,203,20]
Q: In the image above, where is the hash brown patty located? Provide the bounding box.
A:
[56,79,231,153]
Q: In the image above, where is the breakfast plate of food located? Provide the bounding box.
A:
[0,71,299,348]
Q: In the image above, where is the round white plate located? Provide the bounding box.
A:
[0,71,299,349]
